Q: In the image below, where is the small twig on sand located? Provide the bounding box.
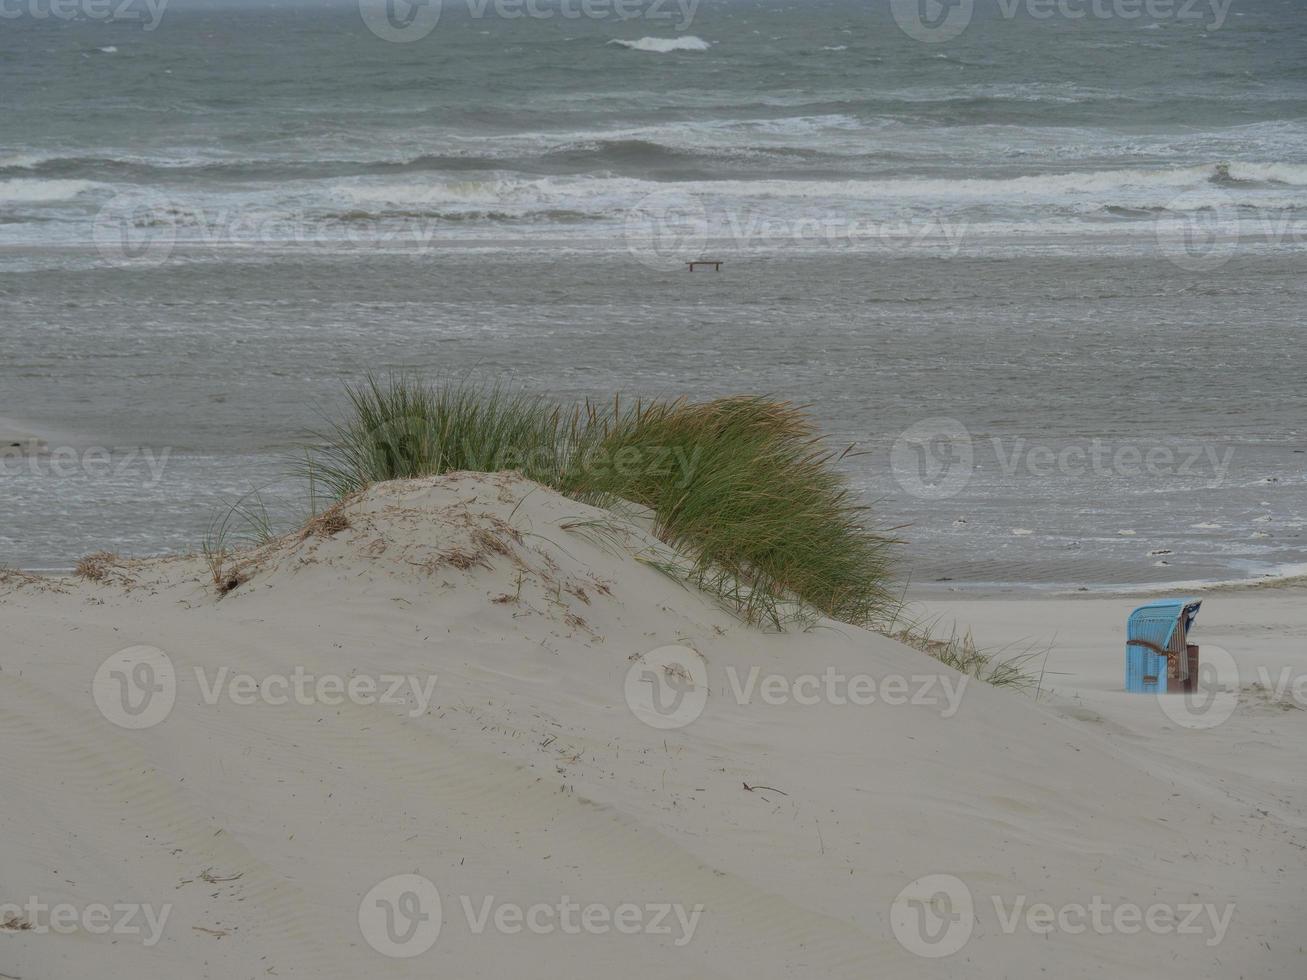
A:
[743,781,788,796]
[199,868,244,884]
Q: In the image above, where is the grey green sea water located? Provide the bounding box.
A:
[2,0,1304,588]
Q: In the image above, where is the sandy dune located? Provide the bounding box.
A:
[1,473,1302,978]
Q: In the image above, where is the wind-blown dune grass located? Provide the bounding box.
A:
[306,376,576,497]
[302,375,899,629]
[569,396,898,628]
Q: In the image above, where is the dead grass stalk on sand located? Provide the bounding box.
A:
[74,550,118,582]
[884,608,1047,691]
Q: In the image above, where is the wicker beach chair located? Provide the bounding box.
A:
[1126,598,1201,694]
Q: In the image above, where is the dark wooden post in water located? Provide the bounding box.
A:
[687,260,722,272]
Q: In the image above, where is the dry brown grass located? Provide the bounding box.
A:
[0,566,68,595]
[1,912,33,931]
[440,547,489,571]
[886,616,1046,692]
[472,527,515,558]
[215,566,248,595]
[299,502,351,540]
[74,551,118,582]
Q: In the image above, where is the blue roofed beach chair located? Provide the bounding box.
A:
[1126,599,1201,694]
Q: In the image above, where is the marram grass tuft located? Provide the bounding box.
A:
[303,375,900,629]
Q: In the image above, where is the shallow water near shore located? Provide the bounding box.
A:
[3,246,1304,586]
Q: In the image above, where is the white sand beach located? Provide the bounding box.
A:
[2,473,1303,978]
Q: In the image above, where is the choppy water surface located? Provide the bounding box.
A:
[1,0,1304,587]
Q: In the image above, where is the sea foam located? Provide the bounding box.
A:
[608,36,710,52]
[0,179,95,202]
